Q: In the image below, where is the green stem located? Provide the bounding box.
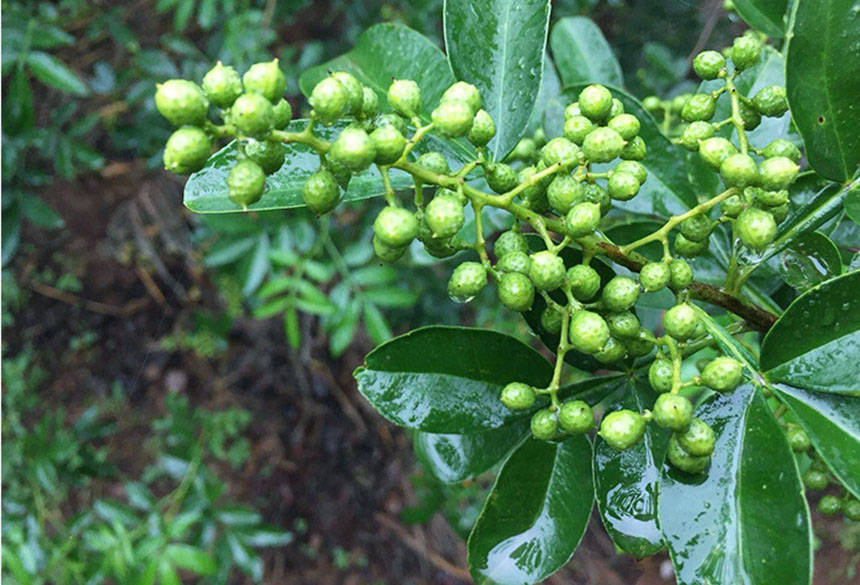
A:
[725,74,749,154]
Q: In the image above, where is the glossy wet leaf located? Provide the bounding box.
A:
[774,383,860,498]
[785,0,860,181]
[690,305,760,375]
[732,0,788,38]
[659,386,811,585]
[846,185,860,225]
[761,271,860,394]
[467,435,593,585]
[550,17,623,87]
[778,231,842,290]
[593,377,667,558]
[444,0,551,161]
[354,326,552,433]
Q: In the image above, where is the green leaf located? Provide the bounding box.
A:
[467,436,593,585]
[778,231,842,290]
[785,0,860,182]
[5,66,34,132]
[593,377,667,558]
[444,0,551,161]
[732,0,789,37]
[691,305,760,380]
[354,326,552,433]
[242,234,270,296]
[413,419,529,484]
[659,386,811,585]
[846,185,860,225]
[761,271,860,394]
[362,302,391,345]
[21,195,64,229]
[25,52,89,96]
[549,17,623,87]
[362,287,417,308]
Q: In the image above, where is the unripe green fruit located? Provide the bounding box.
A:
[448,262,487,301]
[599,409,646,450]
[517,166,544,201]
[497,251,531,275]
[653,393,693,431]
[671,94,692,113]
[370,124,406,165]
[736,207,777,250]
[749,186,788,207]
[529,251,566,291]
[667,435,710,474]
[163,127,211,174]
[843,499,860,521]
[540,137,580,170]
[643,96,662,111]
[202,62,243,108]
[601,276,640,312]
[422,235,459,259]
[699,137,737,170]
[761,139,801,162]
[468,109,496,147]
[330,126,376,172]
[374,206,418,248]
[245,139,285,175]
[701,356,743,392]
[752,85,788,117]
[227,160,266,206]
[567,264,601,301]
[605,311,641,339]
[720,153,758,188]
[373,235,407,262]
[243,60,286,103]
[442,81,481,114]
[547,175,584,214]
[594,336,627,364]
[155,79,208,127]
[232,93,274,137]
[493,232,528,261]
[360,87,379,119]
[329,72,363,115]
[738,101,762,131]
[681,93,716,122]
[578,84,613,121]
[425,194,465,238]
[802,470,829,490]
[681,121,715,151]
[663,303,698,340]
[608,113,640,140]
[310,77,348,125]
[608,171,640,201]
[582,127,625,163]
[640,262,671,292]
[759,156,799,190]
[510,137,537,161]
[609,98,625,118]
[680,213,715,242]
[669,259,694,288]
[375,112,408,135]
[569,310,611,354]
[533,127,547,146]
[272,99,292,129]
[563,102,581,119]
[500,382,535,410]
[416,151,450,175]
[302,169,341,215]
[693,50,726,80]
[677,417,715,456]
[563,115,595,145]
[559,400,594,434]
[540,307,563,334]
[818,495,842,515]
[614,160,647,185]
[626,336,655,358]
[620,136,647,160]
[388,79,421,118]
[721,194,746,217]
[770,203,789,223]
[786,424,811,452]
[731,35,762,71]
[531,408,559,440]
[485,163,518,194]
[565,202,601,237]
[674,233,708,258]
[432,99,474,138]
[583,183,611,214]
[498,272,535,312]
[649,359,674,393]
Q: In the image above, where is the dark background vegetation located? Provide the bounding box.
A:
[2,0,857,583]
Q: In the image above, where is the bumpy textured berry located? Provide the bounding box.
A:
[594,336,627,364]
[770,202,789,223]
[329,72,363,115]
[155,79,208,126]
[432,99,474,138]
[602,276,640,312]
[843,499,860,521]
[720,153,758,188]
[243,60,286,103]
[227,160,266,206]
[609,98,625,118]
[540,307,563,334]
[699,137,737,170]
[620,136,647,160]
[370,124,406,165]
[649,358,674,393]
[731,36,761,70]
[674,233,708,258]
[567,264,601,301]
[759,156,799,190]
[448,262,487,301]
[818,495,842,516]
[802,470,829,491]
[510,137,537,161]
[531,408,558,440]
[425,194,464,238]
[565,202,601,237]
[540,137,580,169]
[681,94,716,122]
[786,424,811,453]
[163,127,211,174]
[497,252,530,275]
[310,77,348,125]
[416,151,450,175]
[569,310,611,354]
[721,194,746,217]
[500,382,535,410]
[231,93,274,137]
[468,109,496,147]
[640,262,671,292]
[608,171,640,201]
[202,62,242,108]
[388,79,421,118]
[681,121,715,151]
[245,139,285,175]
[373,236,407,262]
[669,259,694,288]
[517,166,544,202]
[668,435,710,474]
[643,96,661,111]
[529,251,566,291]
[608,114,640,140]
[494,230,529,259]
[663,303,698,340]
[615,160,647,185]
[559,400,594,434]
[578,84,613,121]
[272,99,292,129]
[680,213,715,242]
[701,356,743,392]
[374,206,418,247]
[677,418,715,456]
[360,87,379,119]
[485,163,518,194]
[330,126,376,172]
[564,115,595,145]
[752,85,788,117]
[583,183,612,214]
[626,335,655,358]
[547,175,584,214]
[736,207,777,250]
[671,94,692,113]
[564,102,581,119]
[582,127,625,163]
[302,169,340,215]
[761,139,801,162]
[498,272,535,312]
[750,185,789,207]
[693,50,726,80]
[442,81,481,114]
[738,100,762,131]
[653,394,693,431]
[599,409,646,450]
[375,112,407,135]
[605,311,640,339]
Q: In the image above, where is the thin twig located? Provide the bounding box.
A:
[374,513,472,582]
[27,280,148,316]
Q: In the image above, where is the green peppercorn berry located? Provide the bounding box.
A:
[498,272,535,312]
[375,112,408,135]
[663,303,698,340]
[770,203,789,223]
[155,79,208,127]
[678,213,713,243]
[431,99,474,138]
[581,183,610,215]
[245,139,285,175]
[818,495,842,516]
[540,137,580,170]
[370,125,406,165]
[227,160,266,207]
[736,207,777,250]
[594,336,628,364]
[843,499,860,521]
[677,417,716,456]
[614,160,647,185]
[448,261,487,301]
[599,409,646,450]
[564,102,581,119]
[693,50,726,80]
[510,137,537,161]
[468,109,496,147]
[442,81,481,114]
[531,408,559,440]
[759,156,799,190]
[360,87,379,119]
[602,276,640,312]
[302,169,341,215]
[533,127,547,146]
[416,151,450,176]
[639,262,671,292]
[517,166,545,203]
[810,457,829,473]
[231,92,274,137]
[330,126,376,172]
[671,94,692,113]
[761,139,801,162]
[607,113,640,140]
[528,251,566,291]
[681,93,716,122]
[558,400,594,434]
[620,136,647,160]
[721,194,746,217]
[495,253,529,276]
[786,424,811,453]
[310,77,348,125]
[801,469,829,490]
[567,264,601,301]
[373,206,418,248]
[626,334,655,358]
[669,259,694,288]
[673,233,708,258]
[421,234,459,259]
[500,382,536,410]
[578,84,614,121]
[649,358,674,393]
[547,175,584,215]
[700,356,743,392]
[731,35,762,71]
[163,127,211,175]
[485,163,519,194]
[494,231,529,259]
[643,96,662,112]
[720,153,758,188]
[271,99,292,130]
[582,127,625,163]
[751,85,788,118]
[667,435,710,474]
[565,202,601,238]
[568,310,610,354]
[563,115,595,145]
[610,98,625,118]
[540,307,563,334]
[388,79,421,119]
[752,185,789,208]
[699,137,737,170]
[425,194,465,238]
[681,121,715,151]
[373,235,407,262]
[605,311,641,339]
[654,393,693,431]
[243,60,286,103]
[607,171,640,201]
[202,62,243,108]
[739,101,762,131]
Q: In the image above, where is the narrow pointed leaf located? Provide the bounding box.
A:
[690,305,760,374]
[550,17,623,87]
[732,0,788,37]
